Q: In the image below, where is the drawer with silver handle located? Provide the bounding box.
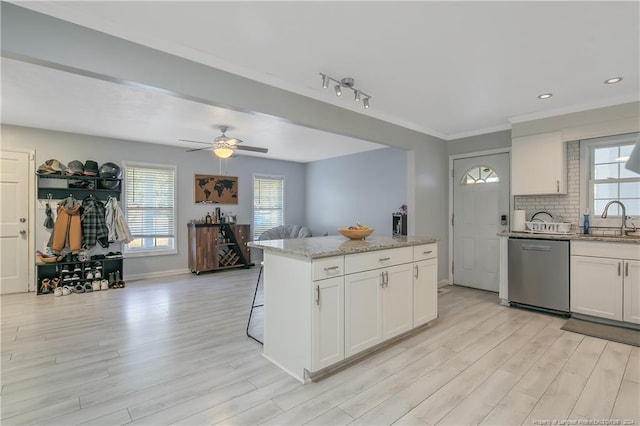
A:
[312,256,345,281]
[413,243,437,261]
[344,247,413,275]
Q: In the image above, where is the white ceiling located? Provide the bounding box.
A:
[2,1,639,161]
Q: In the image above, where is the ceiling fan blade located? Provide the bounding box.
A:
[179,138,211,145]
[186,146,212,153]
[235,145,268,153]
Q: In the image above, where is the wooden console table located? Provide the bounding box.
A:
[187,223,252,274]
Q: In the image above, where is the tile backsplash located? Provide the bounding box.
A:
[514,140,581,226]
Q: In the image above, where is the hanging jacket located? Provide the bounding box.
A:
[48,199,82,254]
[81,197,109,248]
[106,197,134,244]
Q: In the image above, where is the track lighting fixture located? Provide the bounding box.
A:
[320,73,371,109]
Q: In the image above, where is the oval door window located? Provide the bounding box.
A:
[461,166,500,185]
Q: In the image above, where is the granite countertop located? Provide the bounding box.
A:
[500,230,640,244]
[248,235,438,259]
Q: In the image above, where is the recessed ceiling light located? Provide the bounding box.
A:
[605,77,623,84]
[538,93,552,99]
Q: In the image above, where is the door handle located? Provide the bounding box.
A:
[323,266,339,272]
[379,257,391,262]
[556,180,560,193]
[315,285,320,306]
[415,264,419,279]
[380,272,385,287]
[625,262,629,277]
[385,271,389,287]
[19,230,27,236]
[521,245,551,251]
[618,262,621,276]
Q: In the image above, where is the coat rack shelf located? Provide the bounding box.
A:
[37,174,122,200]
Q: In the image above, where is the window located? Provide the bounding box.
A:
[584,133,640,217]
[253,175,284,240]
[461,166,500,185]
[123,162,177,256]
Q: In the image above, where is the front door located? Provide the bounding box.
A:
[1,150,30,294]
[453,153,509,292]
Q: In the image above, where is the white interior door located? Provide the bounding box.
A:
[453,153,509,292]
[1,150,31,294]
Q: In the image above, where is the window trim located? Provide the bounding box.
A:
[460,165,500,185]
[252,173,285,241]
[580,132,640,219]
[122,161,178,257]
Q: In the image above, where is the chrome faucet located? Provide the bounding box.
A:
[601,200,630,236]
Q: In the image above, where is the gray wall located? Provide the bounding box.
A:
[447,130,512,156]
[306,148,407,237]
[2,124,306,279]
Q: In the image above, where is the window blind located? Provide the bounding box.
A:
[253,175,284,240]
[125,165,176,238]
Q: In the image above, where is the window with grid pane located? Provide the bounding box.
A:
[123,162,177,255]
[587,133,640,217]
[253,175,284,240]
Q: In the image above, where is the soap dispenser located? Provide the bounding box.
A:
[583,209,590,235]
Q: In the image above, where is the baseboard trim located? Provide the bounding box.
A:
[438,279,450,288]
[126,268,191,282]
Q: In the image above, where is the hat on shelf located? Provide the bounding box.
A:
[83,160,99,176]
[66,160,84,176]
[37,159,68,175]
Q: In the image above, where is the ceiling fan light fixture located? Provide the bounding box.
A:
[213,146,234,158]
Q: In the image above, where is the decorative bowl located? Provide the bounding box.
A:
[338,227,374,240]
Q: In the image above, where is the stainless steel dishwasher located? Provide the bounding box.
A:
[508,238,569,313]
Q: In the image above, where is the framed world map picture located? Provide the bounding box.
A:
[194,174,238,204]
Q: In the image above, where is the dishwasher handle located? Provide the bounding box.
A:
[521,244,552,252]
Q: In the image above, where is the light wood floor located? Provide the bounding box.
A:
[1,268,638,425]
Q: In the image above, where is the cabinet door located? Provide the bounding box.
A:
[344,269,383,357]
[571,255,623,320]
[311,277,345,371]
[512,131,566,195]
[383,264,414,340]
[190,226,218,272]
[623,260,640,324]
[413,259,438,327]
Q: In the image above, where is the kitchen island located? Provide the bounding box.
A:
[248,235,438,383]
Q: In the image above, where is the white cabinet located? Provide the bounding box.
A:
[570,241,639,324]
[312,276,344,370]
[512,131,566,195]
[344,269,383,357]
[413,244,438,327]
[623,260,640,324]
[344,253,426,358]
[571,255,623,320]
[413,258,438,327]
[261,242,438,383]
[382,264,414,340]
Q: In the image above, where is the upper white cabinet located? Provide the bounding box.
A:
[512,131,566,195]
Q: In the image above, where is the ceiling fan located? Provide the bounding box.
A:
[180,126,268,158]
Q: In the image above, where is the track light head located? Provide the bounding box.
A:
[335,85,342,96]
[354,90,361,102]
[363,97,370,109]
[322,74,329,89]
